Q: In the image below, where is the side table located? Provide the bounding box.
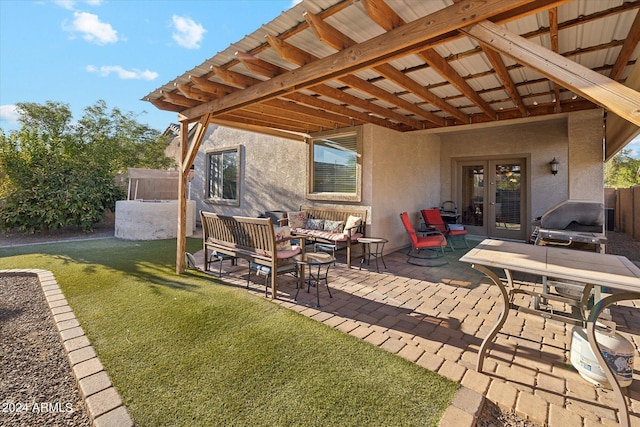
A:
[359,237,388,272]
[293,252,334,307]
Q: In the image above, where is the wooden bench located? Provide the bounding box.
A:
[200,211,299,298]
[289,206,368,268]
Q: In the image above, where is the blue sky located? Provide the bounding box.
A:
[1,0,638,157]
[0,0,299,133]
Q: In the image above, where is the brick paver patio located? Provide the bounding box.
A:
[194,241,640,426]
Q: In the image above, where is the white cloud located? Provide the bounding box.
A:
[53,0,103,10]
[66,11,118,45]
[290,0,303,6]
[171,15,206,49]
[0,105,20,124]
[86,65,158,80]
[53,0,76,10]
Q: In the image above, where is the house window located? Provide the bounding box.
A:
[206,146,241,205]
[308,127,362,202]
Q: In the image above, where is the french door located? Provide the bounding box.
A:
[457,158,528,241]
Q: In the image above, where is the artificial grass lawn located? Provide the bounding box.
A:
[0,238,458,426]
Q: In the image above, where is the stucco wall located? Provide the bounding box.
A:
[568,109,605,201]
[192,126,307,218]
[364,125,441,253]
[115,200,196,240]
[437,118,569,226]
[185,110,605,254]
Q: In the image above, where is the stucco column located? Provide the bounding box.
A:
[568,109,605,202]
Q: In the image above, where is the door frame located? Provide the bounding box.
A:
[452,154,531,241]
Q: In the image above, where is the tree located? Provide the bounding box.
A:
[0,100,175,232]
[605,148,640,188]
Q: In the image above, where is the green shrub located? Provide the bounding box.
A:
[0,101,173,232]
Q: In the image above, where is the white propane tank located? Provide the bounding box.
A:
[570,323,634,389]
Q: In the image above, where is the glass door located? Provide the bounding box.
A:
[489,160,525,240]
[458,158,527,240]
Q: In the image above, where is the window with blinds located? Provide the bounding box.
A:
[308,129,362,202]
[206,146,241,205]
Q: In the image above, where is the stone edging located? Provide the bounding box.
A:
[1,269,133,427]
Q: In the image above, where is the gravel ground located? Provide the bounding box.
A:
[0,225,637,427]
[0,274,91,427]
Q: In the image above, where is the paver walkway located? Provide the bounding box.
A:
[193,242,639,426]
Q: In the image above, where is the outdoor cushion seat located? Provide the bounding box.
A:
[421,208,469,250]
[291,228,363,243]
[248,258,298,297]
[400,211,447,266]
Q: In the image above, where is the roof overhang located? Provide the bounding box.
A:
[143,0,640,154]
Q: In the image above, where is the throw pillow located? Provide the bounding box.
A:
[323,220,344,233]
[344,215,362,236]
[287,211,307,229]
[274,226,292,250]
[306,218,325,230]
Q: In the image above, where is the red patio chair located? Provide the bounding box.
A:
[399,212,447,266]
[421,208,469,250]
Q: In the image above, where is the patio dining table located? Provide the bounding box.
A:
[459,238,640,427]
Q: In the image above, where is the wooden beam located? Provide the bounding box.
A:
[188,75,236,97]
[419,48,497,120]
[211,65,263,89]
[310,83,421,129]
[356,1,471,123]
[235,51,285,78]
[548,7,562,112]
[338,74,441,127]
[606,61,640,160]
[175,83,214,103]
[267,29,410,129]
[283,92,390,129]
[609,9,640,81]
[176,120,189,274]
[208,117,307,141]
[360,0,403,31]
[372,63,467,123]
[147,97,184,113]
[265,97,353,128]
[304,8,445,126]
[265,33,316,66]
[242,103,330,130]
[160,90,200,108]
[303,10,352,50]
[462,20,640,127]
[478,45,527,116]
[181,0,537,120]
[218,111,315,134]
[182,113,211,175]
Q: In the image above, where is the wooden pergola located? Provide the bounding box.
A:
[142,0,640,273]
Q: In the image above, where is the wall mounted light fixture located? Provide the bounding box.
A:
[550,157,559,175]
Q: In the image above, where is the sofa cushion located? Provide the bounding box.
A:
[274,226,292,250]
[306,218,325,230]
[292,228,362,243]
[287,211,307,228]
[344,215,362,236]
[323,220,344,233]
[276,247,301,259]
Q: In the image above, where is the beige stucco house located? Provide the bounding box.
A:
[169,106,604,256]
[146,0,639,271]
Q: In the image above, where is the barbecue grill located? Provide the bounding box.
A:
[531,200,606,252]
[530,200,608,318]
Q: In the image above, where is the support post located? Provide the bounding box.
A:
[176,120,189,274]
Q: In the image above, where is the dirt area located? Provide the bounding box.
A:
[0,274,91,427]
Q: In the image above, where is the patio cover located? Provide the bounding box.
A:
[141,0,640,272]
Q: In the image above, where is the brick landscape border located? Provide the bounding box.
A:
[2,269,133,427]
